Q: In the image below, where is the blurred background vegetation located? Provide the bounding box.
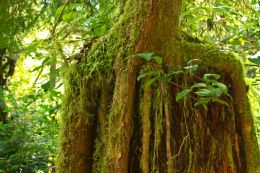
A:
[0,0,259,172]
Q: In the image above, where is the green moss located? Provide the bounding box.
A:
[179,40,259,172]
[57,1,152,172]
[179,40,245,77]
[57,1,260,172]
[151,87,163,173]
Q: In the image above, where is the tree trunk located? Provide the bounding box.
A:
[0,48,15,123]
[56,0,259,172]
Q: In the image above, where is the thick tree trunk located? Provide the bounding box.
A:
[57,0,259,172]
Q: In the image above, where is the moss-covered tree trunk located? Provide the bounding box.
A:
[57,0,259,172]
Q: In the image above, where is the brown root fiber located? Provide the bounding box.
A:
[140,82,152,173]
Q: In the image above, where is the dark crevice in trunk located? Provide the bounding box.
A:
[233,96,247,173]
[128,80,142,173]
[158,129,167,172]
[86,113,98,173]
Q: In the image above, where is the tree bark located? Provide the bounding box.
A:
[57,0,259,172]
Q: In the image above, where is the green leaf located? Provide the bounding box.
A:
[184,64,198,73]
[212,81,228,94]
[176,89,192,102]
[69,2,84,9]
[167,71,184,76]
[248,56,260,65]
[55,5,65,17]
[31,65,42,72]
[93,25,107,36]
[49,90,61,98]
[127,52,163,64]
[62,12,77,21]
[137,52,154,61]
[195,88,213,97]
[186,15,211,26]
[194,98,210,106]
[211,98,229,107]
[212,6,230,13]
[137,74,146,81]
[145,78,157,88]
[152,56,163,65]
[180,7,208,17]
[137,70,161,81]
[24,43,37,55]
[202,103,208,110]
[202,73,220,82]
[210,87,223,97]
[3,108,10,113]
[157,76,171,82]
[191,83,207,89]
[41,81,52,92]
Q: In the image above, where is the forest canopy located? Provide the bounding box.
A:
[0,0,259,172]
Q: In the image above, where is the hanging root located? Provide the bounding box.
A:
[140,83,152,173]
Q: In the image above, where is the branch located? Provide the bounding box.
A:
[51,0,71,36]
[245,63,260,67]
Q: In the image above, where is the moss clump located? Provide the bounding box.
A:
[178,40,259,172]
[57,1,152,172]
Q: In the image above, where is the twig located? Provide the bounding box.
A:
[172,134,189,159]
[51,0,71,36]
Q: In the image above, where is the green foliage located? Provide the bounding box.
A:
[181,0,259,52]
[182,0,260,146]
[128,52,163,65]
[128,53,164,87]
[176,73,230,109]
[249,86,260,146]
[0,0,45,51]
[133,52,230,110]
[0,86,60,172]
[248,55,260,65]
[176,89,192,102]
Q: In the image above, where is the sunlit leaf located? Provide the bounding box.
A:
[202,73,221,82]
[55,5,66,17]
[186,15,211,26]
[191,83,207,89]
[69,2,84,9]
[62,11,77,21]
[195,88,213,97]
[212,6,230,13]
[176,89,192,102]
